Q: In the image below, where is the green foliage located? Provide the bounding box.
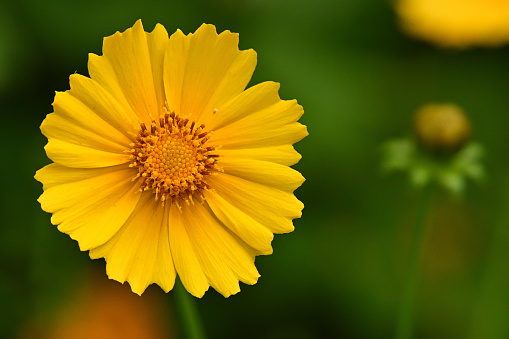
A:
[383,139,484,194]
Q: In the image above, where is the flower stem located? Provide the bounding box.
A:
[468,179,509,338]
[396,184,434,339]
[174,278,206,339]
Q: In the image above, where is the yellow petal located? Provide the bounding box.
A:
[36,164,130,206]
[41,113,127,154]
[205,191,273,255]
[65,74,138,140]
[35,163,123,190]
[217,145,302,166]
[210,99,307,149]
[207,81,281,131]
[146,23,170,116]
[163,29,190,118]
[52,77,135,144]
[89,194,175,295]
[91,20,159,124]
[45,84,133,166]
[207,173,303,234]
[219,157,305,192]
[151,205,177,292]
[168,203,209,298]
[66,183,141,251]
[181,202,260,297]
[37,165,141,250]
[45,138,130,168]
[164,24,257,124]
[87,54,136,124]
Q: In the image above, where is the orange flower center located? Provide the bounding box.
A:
[129,111,219,205]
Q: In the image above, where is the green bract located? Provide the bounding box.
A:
[382,138,484,194]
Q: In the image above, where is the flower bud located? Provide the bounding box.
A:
[413,104,471,154]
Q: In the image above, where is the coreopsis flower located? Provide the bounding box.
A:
[35,20,307,297]
[396,0,509,48]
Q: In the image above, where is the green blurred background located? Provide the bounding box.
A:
[2,0,509,338]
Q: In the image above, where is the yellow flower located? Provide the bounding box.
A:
[396,0,509,48]
[35,20,307,297]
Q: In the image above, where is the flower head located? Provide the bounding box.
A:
[396,0,509,48]
[35,21,307,297]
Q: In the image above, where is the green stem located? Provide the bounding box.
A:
[174,278,206,339]
[396,184,434,339]
[468,179,509,338]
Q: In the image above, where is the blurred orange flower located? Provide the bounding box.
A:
[20,272,173,339]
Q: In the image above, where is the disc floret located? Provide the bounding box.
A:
[129,111,219,205]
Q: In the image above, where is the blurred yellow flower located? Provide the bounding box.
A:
[35,20,307,297]
[396,0,509,48]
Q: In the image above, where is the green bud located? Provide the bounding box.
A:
[383,103,484,195]
[413,104,471,154]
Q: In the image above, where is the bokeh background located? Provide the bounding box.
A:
[2,0,509,338]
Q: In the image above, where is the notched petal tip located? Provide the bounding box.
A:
[185,282,209,299]
[301,123,309,138]
[129,282,149,296]
[218,273,262,298]
[196,23,218,33]
[133,18,144,27]
[68,73,87,90]
[34,166,46,184]
[294,122,309,143]
[245,272,261,286]
[193,23,243,43]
